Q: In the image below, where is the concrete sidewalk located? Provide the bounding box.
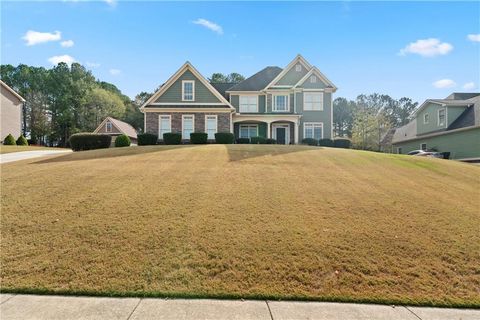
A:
[0,150,71,164]
[0,294,478,320]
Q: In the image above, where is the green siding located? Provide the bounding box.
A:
[297,92,332,140]
[300,76,328,89]
[231,95,266,113]
[155,70,221,103]
[265,93,294,114]
[447,106,468,127]
[393,127,480,159]
[276,65,308,86]
[416,103,447,135]
[234,122,267,139]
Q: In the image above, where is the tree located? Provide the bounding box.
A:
[209,72,245,83]
[226,73,245,83]
[209,73,228,83]
[333,97,355,137]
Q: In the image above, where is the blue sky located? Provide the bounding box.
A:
[2,1,479,103]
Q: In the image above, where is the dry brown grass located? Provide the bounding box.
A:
[0,145,69,154]
[1,145,479,307]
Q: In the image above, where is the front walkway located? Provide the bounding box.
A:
[0,150,71,164]
[0,294,478,320]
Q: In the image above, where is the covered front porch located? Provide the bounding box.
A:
[232,114,301,144]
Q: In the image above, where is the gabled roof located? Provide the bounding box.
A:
[140,62,234,110]
[263,55,312,90]
[227,67,282,92]
[0,80,25,102]
[293,66,338,91]
[94,117,137,139]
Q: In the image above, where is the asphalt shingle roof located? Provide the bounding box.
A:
[227,66,283,92]
[210,82,236,98]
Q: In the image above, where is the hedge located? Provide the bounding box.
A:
[236,138,250,144]
[3,134,16,145]
[318,138,333,147]
[250,136,267,144]
[190,132,208,144]
[214,132,234,144]
[334,138,351,149]
[302,138,318,146]
[163,132,182,145]
[266,138,277,144]
[69,133,112,151]
[137,133,158,146]
[115,134,131,147]
[15,135,29,146]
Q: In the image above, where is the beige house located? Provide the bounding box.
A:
[93,117,138,145]
[1,80,25,142]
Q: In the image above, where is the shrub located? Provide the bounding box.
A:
[250,136,267,144]
[318,138,333,147]
[137,133,158,146]
[190,132,208,144]
[334,138,351,149]
[214,132,235,144]
[3,134,16,145]
[302,138,318,146]
[236,138,250,144]
[69,133,111,151]
[115,134,131,147]
[16,135,29,146]
[266,138,277,144]
[163,132,182,145]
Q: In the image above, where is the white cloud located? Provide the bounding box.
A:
[463,82,476,90]
[60,40,74,48]
[109,69,121,75]
[86,61,100,68]
[192,18,223,35]
[48,55,76,66]
[467,34,480,42]
[433,79,456,89]
[104,0,117,7]
[22,30,61,46]
[399,38,453,57]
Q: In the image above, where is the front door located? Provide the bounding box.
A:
[276,127,287,144]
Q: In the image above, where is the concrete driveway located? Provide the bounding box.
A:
[0,150,71,164]
[0,294,478,320]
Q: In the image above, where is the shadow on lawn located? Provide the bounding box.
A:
[34,145,195,164]
[225,144,320,162]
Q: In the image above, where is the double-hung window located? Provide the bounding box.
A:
[438,109,446,126]
[182,115,194,139]
[182,80,194,101]
[304,93,323,111]
[273,95,289,112]
[159,115,171,138]
[304,122,323,140]
[205,115,217,139]
[239,124,258,139]
[239,96,258,113]
[106,122,112,132]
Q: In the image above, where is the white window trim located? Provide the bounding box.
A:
[310,75,317,83]
[437,108,446,127]
[303,122,323,140]
[295,64,302,72]
[182,114,195,140]
[182,80,195,102]
[303,92,324,111]
[205,115,218,140]
[158,115,171,138]
[423,113,429,124]
[239,124,258,138]
[273,94,290,112]
[272,123,290,145]
[239,95,259,113]
[420,143,427,151]
[106,122,112,133]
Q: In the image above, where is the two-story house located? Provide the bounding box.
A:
[141,55,337,144]
[392,92,480,160]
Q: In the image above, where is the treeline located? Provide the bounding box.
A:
[333,94,418,151]
[0,63,147,146]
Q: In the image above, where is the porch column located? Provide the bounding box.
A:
[294,121,299,144]
[266,121,271,138]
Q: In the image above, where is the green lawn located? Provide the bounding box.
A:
[0,145,70,154]
[1,145,479,307]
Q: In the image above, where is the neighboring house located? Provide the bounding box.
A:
[392,93,480,160]
[141,55,337,144]
[1,80,25,142]
[93,117,138,145]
